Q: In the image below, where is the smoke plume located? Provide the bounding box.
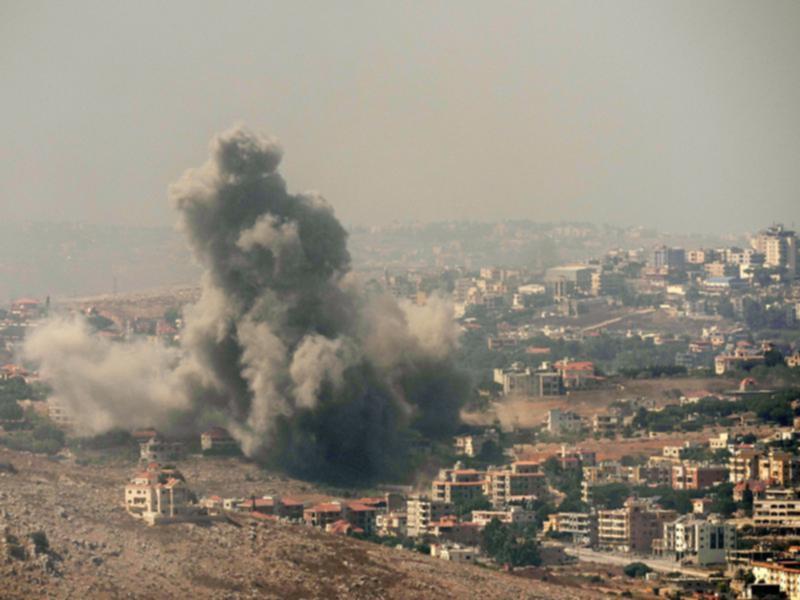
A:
[25,126,467,482]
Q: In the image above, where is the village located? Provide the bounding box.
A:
[1,222,800,599]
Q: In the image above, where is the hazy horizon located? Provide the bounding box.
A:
[3,1,800,233]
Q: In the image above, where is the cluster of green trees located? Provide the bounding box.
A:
[542,456,586,513]
[588,480,748,518]
[458,327,705,385]
[0,377,42,422]
[1,422,65,455]
[742,298,798,332]
[0,377,68,454]
[481,518,541,567]
[632,390,799,433]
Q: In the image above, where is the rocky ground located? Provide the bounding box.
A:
[0,447,622,599]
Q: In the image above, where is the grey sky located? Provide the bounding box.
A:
[2,1,799,233]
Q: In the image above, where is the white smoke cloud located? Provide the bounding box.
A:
[24,318,186,435]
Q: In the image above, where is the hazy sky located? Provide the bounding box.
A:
[2,1,799,233]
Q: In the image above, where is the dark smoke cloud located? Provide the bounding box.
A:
[26,126,467,483]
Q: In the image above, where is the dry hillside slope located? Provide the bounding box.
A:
[0,448,606,599]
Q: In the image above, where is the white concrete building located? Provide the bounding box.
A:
[659,515,735,566]
[124,463,207,526]
[430,544,480,564]
[406,495,454,538]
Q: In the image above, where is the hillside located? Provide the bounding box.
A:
[0,448,607,600]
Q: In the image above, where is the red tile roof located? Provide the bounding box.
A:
[328,519,362,535]
[306,503,343,513]
[345,502,377,513]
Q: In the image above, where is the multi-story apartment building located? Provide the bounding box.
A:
[590,270,626,297]
[484,461,547,508]
[583,460,628,485]
[405,495,454,538]
[582,461,632,503]
[124,463,205,526]
[752,224,797,278]
[547,409,583,435]
[704,261,738,278]
[544,512,598,546]
[657,515,735,566]
[714,351,766,375]
[597,507,627,551]
[631,460,673,487]
[758,449,800,487]
[431,467,486,505]
[592,414,623,437]
[687,249,712,265]
[138,435,183,464]
[751,561,800,600]
[709,431,732,451]
[471,506,536,527]
[597,498,677,553]
[652,246,686,271]
[492,364,564,397]
[544,265,594,297]
[753,491,800,533]
[671,463,728,491]
[453,430,499,458]
[729,447,762,483]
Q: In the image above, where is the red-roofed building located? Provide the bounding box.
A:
[304,500,377,534]
[327,519,362,536]
[239,495,304,520]
[554,360,598,389]
[0,364,30,381]
[344,502,378,534]
[10,298,40,319]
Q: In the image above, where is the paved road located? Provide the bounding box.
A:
[563,546,712,579]
[580,308,656,333]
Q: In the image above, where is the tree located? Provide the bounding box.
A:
[454,496,492,517]
[476,439,505,464]
[481,517,508,557]
[591,482,630,509]
[710,483,737,518]
[764,348,785,368]
[0,402,23,421]
[480,518,542,567]
[623,562,653,578]
[28,531,49,554]
[164,306,181,325]
[557,494,587,513]
[739,487,754,517]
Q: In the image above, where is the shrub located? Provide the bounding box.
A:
[28,531,49,554]
[623,562,653,578]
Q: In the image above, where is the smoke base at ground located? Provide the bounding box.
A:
[25,125,468,483]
